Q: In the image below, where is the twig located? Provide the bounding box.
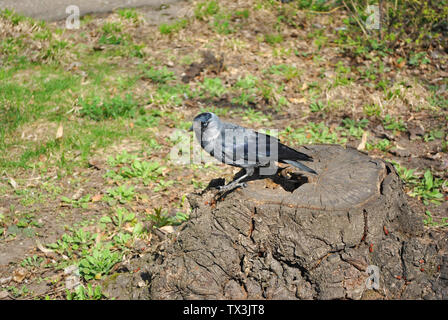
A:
[342,0,368,38]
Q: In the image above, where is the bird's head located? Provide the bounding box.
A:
[189,112,219,132]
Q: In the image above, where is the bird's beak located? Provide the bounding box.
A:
[188,125,193,132]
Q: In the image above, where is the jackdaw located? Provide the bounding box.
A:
[190,112,317,191]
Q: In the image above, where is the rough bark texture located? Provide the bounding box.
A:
[103,145,448,300]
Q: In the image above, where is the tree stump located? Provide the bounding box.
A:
[104,145,448,299]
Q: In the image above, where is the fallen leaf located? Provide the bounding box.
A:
[56,124,63,140]
[36,239,54,254]
[91,194,103,202]
[289,97,307,104]
[357,131,369,151]
[396,59,406,69]
[159,225,174,234]
[8,178,18,189]
[13,267,27,283]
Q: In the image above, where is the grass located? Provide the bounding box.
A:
[201,77,227,98]
[282,122,347,145]
[79,248,122,280]
[79,94,140,121]
[159,19,189,35]
[142,66,176,84]
[392,162,446,206]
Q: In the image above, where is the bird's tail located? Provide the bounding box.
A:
[283,159,317,175]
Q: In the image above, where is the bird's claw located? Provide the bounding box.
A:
[217,182,247,192]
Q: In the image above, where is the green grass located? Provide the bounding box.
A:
[265,64,301,81]
[79,248,122,280]
[142,66,176,84]
[1,0,447,300]
[392,161,446,206]
[263,33,284,45]
[200,77,228,98]
[117,8,140,22]
[194,0,220,20]
[66,284,105,300]
[159,19,189,35]
[282,122,347,145]
[79,94,140,121]
[146,207,189,228]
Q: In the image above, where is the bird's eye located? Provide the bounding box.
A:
[201,121,209,128]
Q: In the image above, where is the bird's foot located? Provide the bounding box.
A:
[217,182,247,192]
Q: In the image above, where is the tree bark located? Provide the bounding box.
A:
[104,145,448,299]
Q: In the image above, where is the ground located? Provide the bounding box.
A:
[0,0,447,299]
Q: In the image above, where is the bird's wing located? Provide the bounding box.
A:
[219,122,312,165]
[219,123,277,166]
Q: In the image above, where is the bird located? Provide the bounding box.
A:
[190,112,317,192]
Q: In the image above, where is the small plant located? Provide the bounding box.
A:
[79,248,122,280]
[21,255,44,268]
[201,77,227,98]
[61,194,91,209]
[106,185,135,204]
[194,0,220,20]
[243,109,271,125]
[423,211,448,228]
[423,129,444,142]
[47,229,96,257]
[79,94,138,121]
[159,19,188,35]
[153,84,190,106]
[142,66,175,84]
[309,100,326,113]
[411,170,444,205]
[234,9,249,19]
[235,75,257,90]
[232,75,258,106]
[211,13,233,34]
[366,139,391,152]
[382,115,406,132]
[282,122,346,145]
[154,179,175,192]
[99,22,124,45]
[146,207,188,228]
[107,151,138,167]
[112,207,136,229]
[118,160,164,185]
[391,161,418,184]
[340,118,369,139]
[363,104,381,117]
[266,64,301,81]
[117,8,139,22]
[264,33,283,45]
[408,52,430,67]
[66,284,105,300]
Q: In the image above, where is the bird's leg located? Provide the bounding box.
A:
[218,167,254,192]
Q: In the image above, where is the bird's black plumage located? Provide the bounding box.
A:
[191,112,317,191]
